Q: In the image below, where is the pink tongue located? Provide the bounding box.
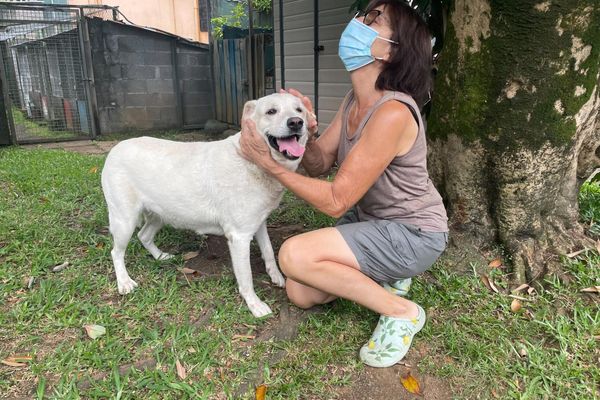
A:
[277,136,305,157]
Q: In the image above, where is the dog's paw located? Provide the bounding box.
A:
[157,252,174,261]
[117,277,138,294]
[249,301,273,318]
[268,270,286,288]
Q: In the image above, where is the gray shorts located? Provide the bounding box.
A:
[335,208,448,283]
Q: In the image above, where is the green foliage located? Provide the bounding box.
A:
[211,0,272,39]
[579,181,600,238]
[252,0,271,13]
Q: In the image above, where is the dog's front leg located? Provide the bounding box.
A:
[255,222,285,287]
[227,233,273,317]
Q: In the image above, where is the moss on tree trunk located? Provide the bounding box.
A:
[427,0,600,282]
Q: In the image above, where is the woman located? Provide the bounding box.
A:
[239,0,448,368]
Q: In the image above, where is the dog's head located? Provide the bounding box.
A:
[242,93,310,164]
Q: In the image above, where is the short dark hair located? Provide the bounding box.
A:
[366,0,432,109]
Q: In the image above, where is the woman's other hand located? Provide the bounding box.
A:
[281,88,318,137]
[238,118,275,170]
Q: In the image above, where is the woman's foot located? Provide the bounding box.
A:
[359,304,426,368]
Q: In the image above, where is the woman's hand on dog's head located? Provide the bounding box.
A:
[280,88,318,137]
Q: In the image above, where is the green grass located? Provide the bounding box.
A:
[11,107,80,140]
[580,180,600,238]
[0,147,598,399]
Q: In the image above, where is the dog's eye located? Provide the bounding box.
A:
[266,108,277,115]
[296,108,303,113]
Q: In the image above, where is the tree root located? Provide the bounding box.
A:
[505,220,595,284]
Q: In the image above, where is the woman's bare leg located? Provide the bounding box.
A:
[278,227,418,319]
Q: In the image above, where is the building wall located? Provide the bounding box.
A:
[88,18,213,133]
[273,0,352,130]
[70,0,208,43]
[273,0,314,98]
[317,2,352,126]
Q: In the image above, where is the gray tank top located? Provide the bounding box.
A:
[337,90,448,232]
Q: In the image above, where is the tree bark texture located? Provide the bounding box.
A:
[427,0,600,282]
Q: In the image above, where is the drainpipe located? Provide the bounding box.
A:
[278,0,284,89]
[171,0,178,34]
[194,0,201,42]
[248,0,254,99]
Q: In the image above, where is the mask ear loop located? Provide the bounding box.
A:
[423,91,432,107]
[373,37,398,61]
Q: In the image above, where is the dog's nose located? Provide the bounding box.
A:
[287,117,304,132]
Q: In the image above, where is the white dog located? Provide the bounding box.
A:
[101,93,309,317]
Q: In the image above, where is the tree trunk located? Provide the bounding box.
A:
[428,0,600,282]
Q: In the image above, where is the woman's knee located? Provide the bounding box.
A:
[285,280,318,309]
[278,236,309,278]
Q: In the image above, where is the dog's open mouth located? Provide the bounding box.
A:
[267,134,305,160]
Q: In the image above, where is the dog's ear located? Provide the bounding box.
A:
[242,100,257,120]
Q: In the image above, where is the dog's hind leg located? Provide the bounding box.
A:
[138,212,173,260]
[255,222,285,288]
[108,207,139,295]
[227,232,272,317]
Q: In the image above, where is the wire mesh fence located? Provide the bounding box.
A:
[0,4,115,143]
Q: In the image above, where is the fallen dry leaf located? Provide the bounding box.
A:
[580,286,600,294]
[255,384,267,400]
[518,346,528,358]
[83,324,106,339]
[488,258,503,268]
[481,275,499,293]
[508,294,531,302]
[510,298,522,313]
[566,249,586,258]
[400,373,423,396]
[232,334,256,341]
[1,355,32,367]
[183,251,199,261]
[596,240,600,253]
[96,242,105,249]
[512,283,529,293]
[24,276,35,290]
[175,359,187,380]
[180,267,197,275]
[522,309,535,320]
[89,166,99,174]
[52,261,70,272]
[527,286,536,296]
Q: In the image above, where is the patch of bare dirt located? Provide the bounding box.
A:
[335,343,453,400]
[182,224,306,278]
[21,140,118,155]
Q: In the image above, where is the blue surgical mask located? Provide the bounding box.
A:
[338,14,398,72]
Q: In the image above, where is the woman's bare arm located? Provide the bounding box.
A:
[301,103,344,177]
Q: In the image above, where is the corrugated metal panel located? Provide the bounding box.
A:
[317,2,351,129]
[274,0,352,129]
[274,0,314,104]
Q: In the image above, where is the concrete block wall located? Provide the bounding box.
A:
[88,18,213,134]
[177,46,212,126]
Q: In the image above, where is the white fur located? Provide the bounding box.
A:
[101,93,309,317]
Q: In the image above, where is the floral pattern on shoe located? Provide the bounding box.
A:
[359,305,426,368]
[382,277,412,297]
